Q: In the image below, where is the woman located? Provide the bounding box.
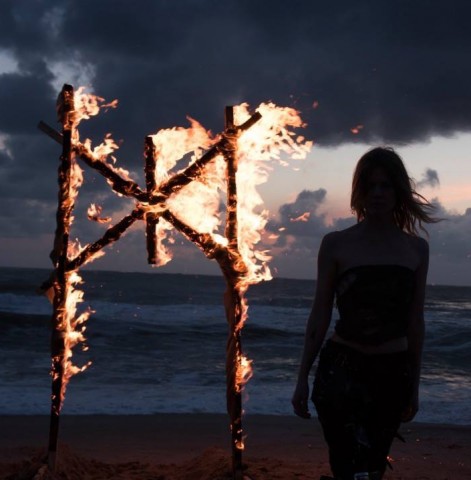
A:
[292,147,437,480]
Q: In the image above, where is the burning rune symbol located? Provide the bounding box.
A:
[39,84,312,478]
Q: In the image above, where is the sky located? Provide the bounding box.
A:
[0,0,470,285]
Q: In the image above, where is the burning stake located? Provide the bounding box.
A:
[39,84,312,478]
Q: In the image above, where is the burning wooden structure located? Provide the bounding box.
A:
[39,84,311,478]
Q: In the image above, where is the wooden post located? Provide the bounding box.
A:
[224,106,245,480]
[40,89,263,478]
[48,84,76,471]
[144,136,160,264]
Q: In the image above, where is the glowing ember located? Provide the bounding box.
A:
[351,124,364,134]
[236,354,253,393]
[87,203,111,223]
[291,212,311,222]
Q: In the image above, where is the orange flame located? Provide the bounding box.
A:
[153,219,174,267]
[71,90,313,281]
[73,87,118,125]
[72,88,124,180]
[52,269,92,411]
[351,124,364,134]
[87,203,111,223]
[291,212,310,222]
[236,353,253,393]
[62,88,313,413]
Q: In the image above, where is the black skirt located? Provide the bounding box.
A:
[312,340,412,479]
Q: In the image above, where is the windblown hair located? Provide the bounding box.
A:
[351,147,439,235]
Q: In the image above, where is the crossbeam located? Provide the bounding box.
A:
[40,84,261,479]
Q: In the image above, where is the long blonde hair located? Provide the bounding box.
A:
[351,147,439,235]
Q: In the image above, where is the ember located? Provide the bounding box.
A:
[39,84,312,478]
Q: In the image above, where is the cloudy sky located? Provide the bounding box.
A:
[0,0,470,285]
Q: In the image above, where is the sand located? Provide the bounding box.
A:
[0,414,469,479]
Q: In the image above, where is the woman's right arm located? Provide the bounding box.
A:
[291,232,338,418]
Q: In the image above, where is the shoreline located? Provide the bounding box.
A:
[1,414,470,479]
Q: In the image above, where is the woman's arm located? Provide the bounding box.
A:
[402,236,429,422]
[292,232,338,418]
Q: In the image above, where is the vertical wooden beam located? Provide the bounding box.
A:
[223,106,245,480]
[40,87,263,478]
[144,136,160,264]
[48,84,76,471]
[224,106,238,251]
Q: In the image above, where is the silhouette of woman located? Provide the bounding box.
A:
[292,147,438,480]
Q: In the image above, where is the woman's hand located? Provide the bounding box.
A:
[292,379,311,419]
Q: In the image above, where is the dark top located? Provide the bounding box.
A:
[334,264,415,345]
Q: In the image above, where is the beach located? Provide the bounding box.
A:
[1,268,470,478]
[1,414,470,479]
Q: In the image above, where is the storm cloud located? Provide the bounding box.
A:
[268,190,471,283]
[1,0,470,283]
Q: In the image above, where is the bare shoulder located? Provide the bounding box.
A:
[403,233,429,267]
[323,223,359,243]
[320,229,346,253]
[405,234,429,255]
[320,225,359,260]
[321,230,341,244]
[318,231,337,259]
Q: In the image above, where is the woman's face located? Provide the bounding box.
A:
[365,167,396,217]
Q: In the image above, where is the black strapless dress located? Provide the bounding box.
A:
[312,265,415,479]
[334,264,415,345]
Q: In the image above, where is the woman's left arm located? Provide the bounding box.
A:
[402,236,429,422]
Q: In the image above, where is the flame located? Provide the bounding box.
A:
[137,101,312,405]
[234,102,312,286]
[70,91,313,281]
[234,430,245,450]
[73,87,118,125]
[150,117,213,186]
[87,203,111,223]
[51,269,92,412]
[153,219,174,267]
[236,353,253,393]
[83,133,120,161]
[144,119,223,265]
[58,88,313,422]
[72,88,123,179]
[68,237,106,266]
[291,212,310,222]
[51,238,107,411]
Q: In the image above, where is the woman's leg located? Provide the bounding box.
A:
[312,342,410,479]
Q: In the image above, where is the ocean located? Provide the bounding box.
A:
[0,266,470,425]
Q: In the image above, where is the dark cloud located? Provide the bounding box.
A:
[417,168,440,189]
[0,197,55,237]
[0,71,55,135]
[266,189,356,265]
[1,1,471,283]
[2,0,471,147]
[426,199,471,263]
[269,189,328,241]
[266,191,471,283]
